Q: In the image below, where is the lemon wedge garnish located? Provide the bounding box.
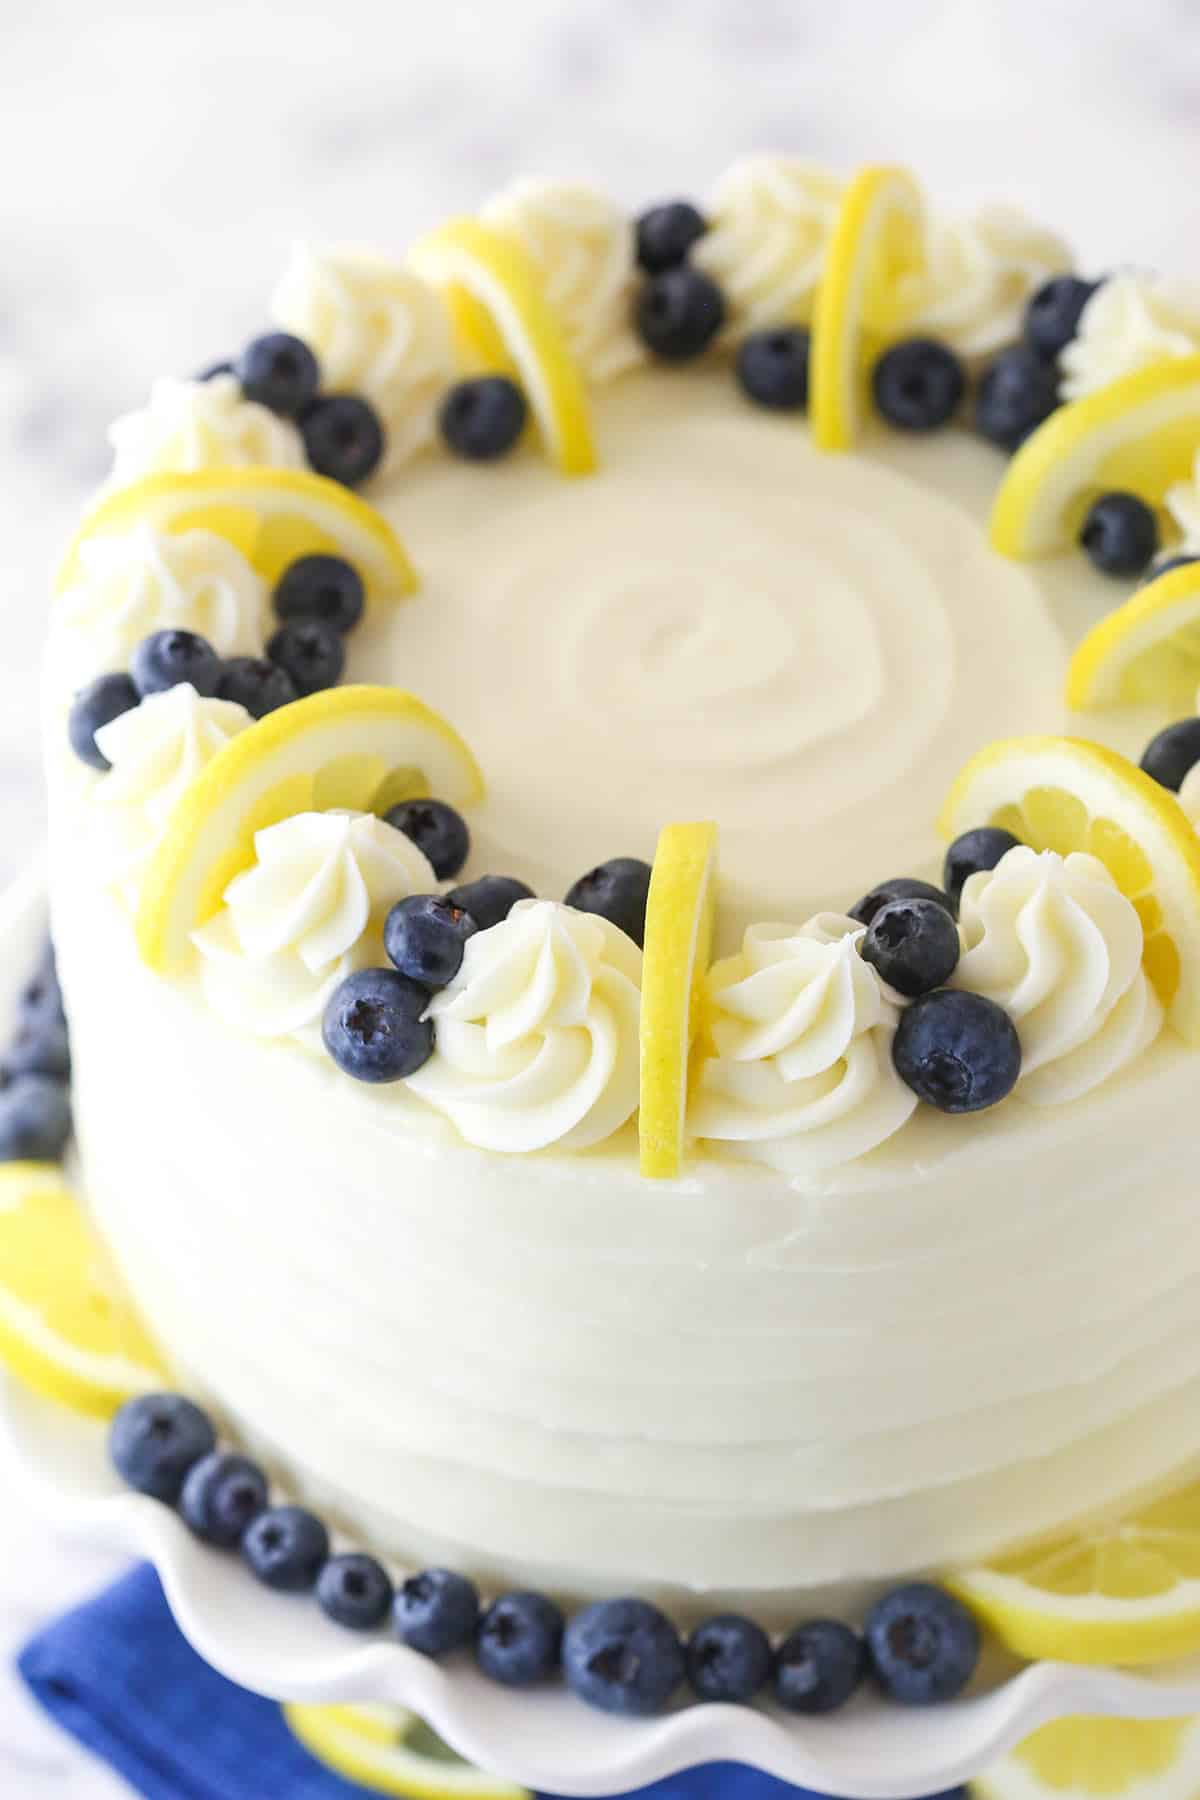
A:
[990,355,1200,558]
[639,820,718,1180]
[410,218,597,476]
[810,164,925,452]
[0,1163,165,1417]
[285,1703,531,1800]
[977,1715,1200,1800]
[57,467,418,605]
[134,685,484,973]
[1067,560,1200,712]
[941,735,1200,1042]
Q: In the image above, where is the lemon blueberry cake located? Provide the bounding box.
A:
[8,158,1200,1717]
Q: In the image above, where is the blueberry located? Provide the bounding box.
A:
[316,1552,394,1631]
[18,939,64,1030]
[773,1619,867,1715]
[893,989,1021,1113]
[131,630,222,699]
[109,1393,216,1503]
[735,328,810,412]
[861,897,961,998]
[266,619,345,698]
[848,877,955,928]
[943,827,1022,908]
[242,1504,329,1592]
[0,1075,71,1162]
[301,393,385,487]
[394,1567,481,1656]
[272,554,365,635]
[1079,491,1159,577]
[872,338,965,432]
[384,799,471,881]
[564,857,652,947]
[475,1591,564,1688]
[216,656,298,720]
[322,968,434,1082]
[445,875,535,933]
[1140,718,1200,792]
[67,673,139,770]
[1142,551,1200,587]
[563,1598,685,1717]
[635,201,708,274]
[4,1013,71,1081]
[197,359,235,382]
[865,1582,981,1706]
[236,331,320,417]
[635,268,725,362]
[1024,275,1100,362]
[179,1451,268,1546]
[383,895,477,990]
[685,1613,772,1704]
[439,377,527,461]
[975,346,1059,452]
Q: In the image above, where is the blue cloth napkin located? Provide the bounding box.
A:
[17,1563,963,1800]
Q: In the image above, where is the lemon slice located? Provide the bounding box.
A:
[941,735,1200,1042]
[977,1715,1200,1800]
[410,218,597,476]
[810,164,926,452]
[135,685,484,973]
[57,467,418,604]
[0,1163,165,1417]
[990,355,1200,557]
[285,1703,530,1800]
[1067,560,1200,711]
[639,820,719,1179]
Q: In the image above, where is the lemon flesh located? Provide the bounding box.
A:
[977,1715,1200,1800]
[639,820,718,1179]
[285,1704,530,1800]
[1067,561,1200,712]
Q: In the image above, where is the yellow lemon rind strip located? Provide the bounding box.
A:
[285,1703,532,1800]
[1066,560,1200,711]
[639,820,718,1181]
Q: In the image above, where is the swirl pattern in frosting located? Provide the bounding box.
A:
[405,898,642,1153]
[692,156,844,337]
[107,374,305,486]
[271,245,456,465]
[57,526,269,684]
[92,683,252,903]
[953,847,1162,1105]
[690,915,917,1174]
[900,206,1073,359]
[193,811,435,1042]
[480,179,644,383]
[1059,273,1200,401]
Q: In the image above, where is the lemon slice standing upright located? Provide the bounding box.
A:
[977,1715,1200,1800]
[1066,559,1200,712]
[639,820,719,1179]
[285,1703,531,1800]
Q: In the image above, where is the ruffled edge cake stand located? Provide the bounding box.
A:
[5,861,1200,1799]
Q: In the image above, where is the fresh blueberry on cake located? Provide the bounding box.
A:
[893,988,1022,1112]
[861,895,961,996]
[563,1598,686,1717]
[635,267,725,361]
[635,200,708,274]
[563,856,652,945]
[236,331,321,418]
[1024,274,1100,362]
[975,345,1060,450]
[444,874,535,932]
[475,1592,564,1688]
[384,799,471,880]
[439,377,528,461]
[322,968,435,1082]
[67,672,139,769]
[265,618,345,696]
[773,1620,867,1715]
[864,1584,981,1706]
[1140,717,1200,791]
[109,1394,216,1503]
[685,1614,773,1705]
[315,1553,395,1631]
[736,327,810,411]
[849,876,956,926]
[383,894,477,989]
[300,392,386,487]
[242,1505,330,1592]
[130,629,223,699]
[180,1451,269,1547]
[272,554,366,635]
[394,1568,481,1658]
[1079,491,1160,576]
[0,1074,71,1163]
[872,337,966,432]
[943,826,1023,907]
[215,655,298,719]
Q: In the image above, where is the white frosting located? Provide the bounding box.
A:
[692,156,843,336]
[107,374,305,486]
[1059,273,1200,400]
[56,526,268,684]
[691,915,917,1173]
[1180,758,1200,827]
[954,847,1163,1105]
[193,811,435,1043]
[1166,449,1200,551]
[480,179,643,383]
[92,684,252,902]
[271,245,456,465]
[902,206,1073,359]
[406,899,641,1153]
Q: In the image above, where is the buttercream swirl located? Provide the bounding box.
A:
[901,206,1073,359]
[106,374,305,486]
[953,847,1162,1104]
[1059,273,1200,400]
[480,180,643,382]
[692,156,843,336]
[690,915,917,1173]
[58,526,268,683]
[271,245,456,465]
[405,898,642,1152]
[92,684,252,902]
[193,811,435,1043]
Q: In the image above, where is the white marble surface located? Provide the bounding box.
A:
[4,0,1200,1791]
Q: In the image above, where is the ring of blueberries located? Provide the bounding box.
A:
[107,1389,982,1719]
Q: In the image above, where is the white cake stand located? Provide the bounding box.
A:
[6,862,1200,1799]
